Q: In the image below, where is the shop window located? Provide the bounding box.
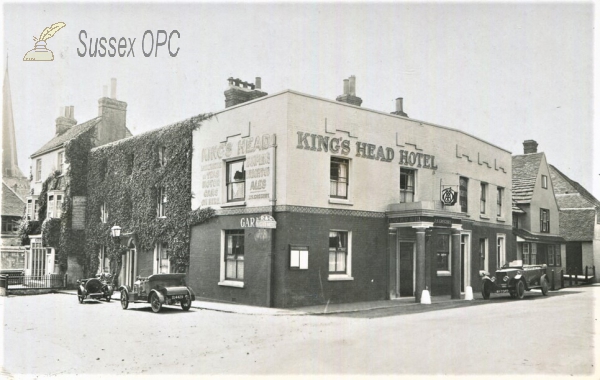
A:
[548,245,555,266]
[523,243,530,264]
[541,175,548,189]
[436,234,451,275]
[100,202,108,223]
[330,157,349,199]
[399,168,415,203]
[155,242,170,274]
[98,246,110,274]
[328,230,352,279]
[290,245,309,270]
[554,245,561,266]
[36,159,42,181]
[479,238,488,272]
[497,187,503,217]
[480,183,487,214]
[157,186,167,217]
[57,151,65,175]
[459,177,468,213]
[540,209,550,233]
[225,230,244,281]
[226,159,246,202]
[158,146,167,167]
[497,235,506,267]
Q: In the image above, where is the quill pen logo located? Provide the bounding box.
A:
[23,22,66,61]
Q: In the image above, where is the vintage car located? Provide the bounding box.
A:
[77,273,114,303]
[119,273,195,313]
[480,260,549,300]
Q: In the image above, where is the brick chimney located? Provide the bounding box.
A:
[523,140,538,154]
[391,97,408,117]
[97,78,128,146]
[336,75,362,106]
[55,106,77,135]
[224,77,268,108]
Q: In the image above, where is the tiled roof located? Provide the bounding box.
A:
[549,165,600,209]
[558,209,596,241]
[31,117,101,158]
[512,153,543,204]
[512,201,525,214]
[1,182,25,216]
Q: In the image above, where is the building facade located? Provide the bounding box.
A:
[188,79,514,308]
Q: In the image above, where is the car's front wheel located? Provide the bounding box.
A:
[482,281,491,300]
[120,291,129,310]
[77,290,84,304]
[150,292,162,313]
[516,280,526,300]
[181,296,191,311]
[541,278,549,296]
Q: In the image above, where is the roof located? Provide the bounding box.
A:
[30,117,101,158]
[513,228,566,243]
[549,165,600,209]
[512,201,525,214]
[1,182,25,216]
[558,209,596,241]
[512,153,543,204]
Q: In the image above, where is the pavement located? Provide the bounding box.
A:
[54,287,515,316]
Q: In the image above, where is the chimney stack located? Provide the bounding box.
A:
[110,78,117,99]
[523,140,538,154]
[336,75,363,106]
[224,76,268,108]
[55,105,77,135]
[391,97,408,117]
[97,78,128,145]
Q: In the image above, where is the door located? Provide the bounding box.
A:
[566,242,582,275]
[399,242,414,297]
[120,243,137,287]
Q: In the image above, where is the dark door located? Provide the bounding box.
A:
[399,242,414,297]
[566,243,582,275]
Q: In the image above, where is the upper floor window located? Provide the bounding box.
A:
[1,216,20,233]
[47,192,64,219]
[26,197,39,221]
[513,215,519,229]
[155,242,170,274]
[57,151,65,174]
[35,159,42,181]
[540,208,550,233]
[225,230,244,281]
[480,183,488,214]
[158,146,167,167]
[330,157,349,199]
[157,186,167,217]
[541,175,548,189]
[399,168,415,203]
[100,202,108,223]
[459,177,468,213]
[226,159,245,202]
[497,187,504,217]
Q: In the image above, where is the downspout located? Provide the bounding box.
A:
[267,139,277,307]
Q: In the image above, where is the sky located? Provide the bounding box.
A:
[2,2,597,199]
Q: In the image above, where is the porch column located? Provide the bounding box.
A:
[451,227,462,299]
[414,226,427,303]
[388,228,398,299]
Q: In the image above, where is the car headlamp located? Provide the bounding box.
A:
[491,276,496,282]
[503,276,509,282]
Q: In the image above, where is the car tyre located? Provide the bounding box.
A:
[181,296,191,311]
[516,280,525,300]
[77,290,84,304]
[509,291,517,299]
[120,291,129,310]
[150,292,162,313]
[541,278,549,296]
[482,281,491,300]
[106,294,111,302]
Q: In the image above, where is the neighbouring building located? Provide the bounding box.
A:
[512,140,565,286]
[549,164,600,280]
[188,76,514,308]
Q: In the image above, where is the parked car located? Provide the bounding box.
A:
[119,273,195,313]
[77,273,114,303]
[480,260,549,300]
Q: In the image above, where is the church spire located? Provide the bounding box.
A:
[2,58,25,179]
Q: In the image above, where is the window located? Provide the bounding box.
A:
[47,192,63,219]
[155,242,170,274]
[523,243,530,264]
[36,159,42,181]
[1,216,20,233]
[226,159,245,202]
[47,195,54,218]
[497,187,503,217]
[157,186,167,217]
[399,168,415,203]
[540,209,550,233]
[459,177,468,213]
[480,183,487,214]
[497,235,506,267]
[100,202,108,223]
[436,234,451,274]
[548,245,555,266]
[541,175,548,189]
[225,230,244,280]
[479,238,488,271]
[290,245,309,270]
[158,146,167,167]
[98,246,109,274]
[26,198,38,220]
[513,215,519,229]
[329,231,351,277]
[57,151,65,174]
[330,157,349,199]
[554,245,561,266]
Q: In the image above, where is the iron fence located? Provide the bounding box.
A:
[6,274,67,289]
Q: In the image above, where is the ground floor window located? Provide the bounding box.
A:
[98,246,110,274]
[329,231,348,274]
[479,238,488,272]
[436,234,450,275]
[155,242,170,274]
[497,235,506,267]
[225,230,244,280]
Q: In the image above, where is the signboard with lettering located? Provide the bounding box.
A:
[72,196,87,230]
[240,214,277,229]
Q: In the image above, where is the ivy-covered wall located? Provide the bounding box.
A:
[84,114,214,278]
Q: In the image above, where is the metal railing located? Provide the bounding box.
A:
[6,274,67,289]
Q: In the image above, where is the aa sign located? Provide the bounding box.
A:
[440,187,458,206]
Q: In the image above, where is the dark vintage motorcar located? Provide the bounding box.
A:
[119,273,195,313]
[480,260,549,300]
[77,273,114,303]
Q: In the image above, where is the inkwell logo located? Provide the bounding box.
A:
[23,22,66,61]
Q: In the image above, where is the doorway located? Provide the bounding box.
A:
[120,241,137,287]
[566,242,582,275]
[398,242,415,297]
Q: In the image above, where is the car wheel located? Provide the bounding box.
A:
[106,294,111,302]
[150,292,162,313]
[482,282,491,300]
[541,278,549,296]
[77,290,84,304]
[120,291,129,310]
[509,291,517,299]
[181,296,191,311]
[516,281,525,300]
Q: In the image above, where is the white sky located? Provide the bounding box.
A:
[3,2,597,199]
